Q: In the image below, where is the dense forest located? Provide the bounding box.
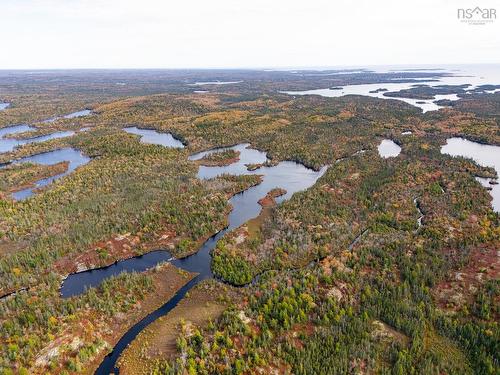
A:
[0,69,498,374]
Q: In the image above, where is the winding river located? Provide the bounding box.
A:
[6,125,499,371]
[59,130,327,374]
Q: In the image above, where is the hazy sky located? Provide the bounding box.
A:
[1,0,499,69]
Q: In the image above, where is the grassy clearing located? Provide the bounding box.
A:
[118,280,233,374]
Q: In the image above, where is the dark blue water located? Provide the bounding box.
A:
[61,251,174,297]
[96,276,203,373]
[93,230,224,373]
[10,148,90,200]
[83,143,327,374]
[123,127,185,148]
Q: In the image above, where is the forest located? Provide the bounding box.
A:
[0,69,498,374]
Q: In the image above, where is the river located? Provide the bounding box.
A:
[58,131,328,374]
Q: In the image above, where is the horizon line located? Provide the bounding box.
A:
[1,62,500,71]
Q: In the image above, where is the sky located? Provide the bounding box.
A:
[1,0,499,69]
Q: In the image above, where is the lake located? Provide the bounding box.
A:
[10,147,91,200]
[78,142,327,374]
[281,65,500,112]
[123,127,185,148]
[441,137,500,212]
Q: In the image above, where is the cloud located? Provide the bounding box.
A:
[1,0,499,68]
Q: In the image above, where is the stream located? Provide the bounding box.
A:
[6,126,499,372]
[59,135,328,374]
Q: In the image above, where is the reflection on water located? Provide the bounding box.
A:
[441,137,500,212]
[378,139,401,158]
[0,102,10,111]
[66,143,327,297]
[81,143,328,374]
[10,148,90,200]
[123,127,185,148]
[61,251,174,297]
[485,88,500,94]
